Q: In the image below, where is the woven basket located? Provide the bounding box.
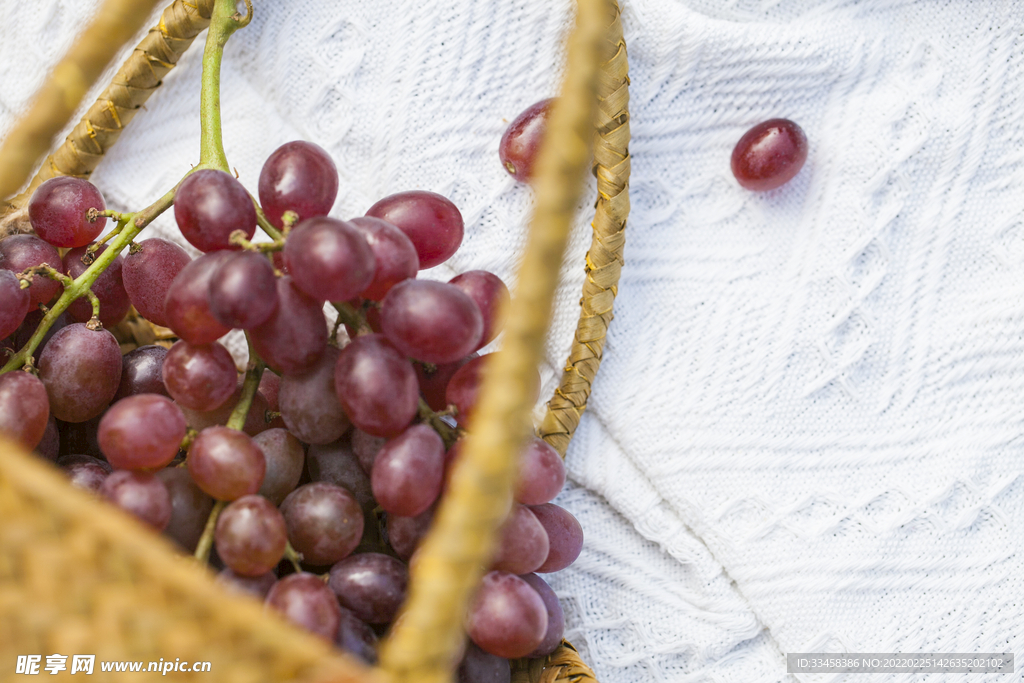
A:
[0,0,629,681]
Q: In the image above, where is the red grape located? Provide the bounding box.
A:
[449,271,510,349]
[415,355,476,412]
[252,428,306,505]
[258,141,339,229]
[0,269,30,339]
[306,436,375,511]
[215,494,287,576]
[265,572,341,640]
[328,552,408,624]
[491,504,549,575]
[38,323,122,423]
[499,99,553,182]
[731,118,808,191]
[280,482,364,566]
[178,381,272,436]
[101,470,172,530]
[365,191,463,269]
[467,571,547,658]
[0,234,63,306]
[174,169,256,252]
[58,454,111,493]
[530,504,583,573]
[521,573,565,657]
[381,279,483,364]
[98,394,186,470]
[122,238,192,328]
[187,426,266,500]
[446,355,539,428]
[28,176,107,248]
[384,506,434,562]
[157,466,214,552]
[208,250,279,329]
[348,216,419,301]
[0,370,50,449]
[284,217,375,302]
[371,424,445,517]
[162,340,238,412]
[351,429,387,475]
[250,276,328,375]
[279,345,351,445]
[113,345,169,402]
[164,251,233,344]
[333,334,419,437]
[63,243,131,327]
[515,437,566,506]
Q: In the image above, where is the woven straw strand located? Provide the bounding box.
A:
[539,0,630,457]
[376,1,607,681]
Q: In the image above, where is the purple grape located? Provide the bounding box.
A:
[449,271,510,350]
[113,345,169,402]
[122,238,192,328]
[259,141,339,229]
[731,118,808,191]
[101,470,172,530]
[174,169,256,252]
[164,251,233,344]
[279,345,350,445]
[415,354,476,412]
[280,482,364,566]
[157,466,214,552]
[371,424,444,517]
[265,572,341,640]
[0,370,49,449]
[530,504,583,573]
[348,216,419,301]
[515,438,566,506]
[252,428,306,505]
[28,176,106,248]
[36,414,60,461]
[520,573,565,657]
[58,454,111,492]
[208,251,279,329]
[217,568,277,599]
[351,429,387,475]
[467,571,547,659]
[499,99,553,182]
[250,276,328,375]
[333,334,418,438]
[284,217,375,303]
[384,506,434,562]
[215,494,287,576]
[458,642,510,683]
[365,191,463,269]
[335,607,378,664]
[38,323,122,423]
[98,394,186,470]
[187,426,266,501]
[491,504,549,575]
[306,435,375,511]
[162,340,238,412]
[381,280,483,364]
[327,552,408,624]
[0,234,63,306]
[63,243,130,327]
[0,269,30,339]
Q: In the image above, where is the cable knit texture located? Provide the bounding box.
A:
[3,1,1023,681]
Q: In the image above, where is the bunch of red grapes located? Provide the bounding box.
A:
[0,100,577,681]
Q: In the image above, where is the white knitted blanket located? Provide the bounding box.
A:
[4,1,1023,681]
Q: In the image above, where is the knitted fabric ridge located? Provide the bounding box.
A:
[2,1,1023,682]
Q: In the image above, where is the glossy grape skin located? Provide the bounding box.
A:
[187,426,266,501]
[491,504,549,575]
[98,394,186,471]
[499,99,553,182]
[327,552,408,624]
[280,482,364,566]
[521,573,565,657]
[113,345,169,402]
[731,118,808,191]
[38,323,122,423]
[307,436,375,511]
[384,506,434,561]
[458,641,510,683]
[467,571,547,659]
[449,271,510,349]
[157,466,214,552]
[179,382,272,436]
[333,334,419,437]
[0,269,30,339]
[371,424,445,517]
[215,494,288,576]
[279,345,350,445]
[123,238,192,328]
[162,340,238,412]
[208,251,279,330]
[28,176,107,248]
[530,504,584,573]
[63,243,131,327]
[335,607,378,664]
[58,454,111,493]
[365,191,463,269]
[250,276,328,375]
[381,280,483,364]
[36,415,60,461]
[259,141,339,229]
[164,251,232,344]
[284,217,376,303]
[174,169,256,252]
[252,428,306,505]
[217,568,277,599]
[265,572,341,640]
[101,470,172,530]
[515,437,566,506]
[0,371,50,449]
[0,234,63,306]
[348,216,419,301]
